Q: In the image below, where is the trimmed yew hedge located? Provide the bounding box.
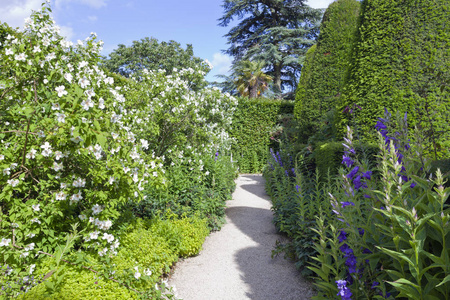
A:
[230,98,294,173]
[294,0,361,142]
[336,0,450,158]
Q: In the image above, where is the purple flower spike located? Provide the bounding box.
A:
[347,166,359,179]
[362,171,372,180]
[338,230,347,243]
[342,155,354,168]
[336,280,353,300]
[341,201,355,208]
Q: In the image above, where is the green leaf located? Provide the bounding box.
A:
[436,274,450,287]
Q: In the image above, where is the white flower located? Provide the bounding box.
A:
[102,233,114,243]
[108,177,115,185]
[55,191,67,201]
[15,53,27,61]
[7,179,19,187]
[123,167,130,174]
[26,148,37,160]
[111,132,119,140]
[32,204,40,212]
[5,48,13,55]
[70,136,83,143]
[92,204,103,215]
[205,171,210,176]
[70,191,82,202]
[79,61,88,68]
[134,267,141,280]
[60,40,73,48]
[43,78,49,84]
[29,264,36,274]
[56,112,66,123]
[54,151,63,160]
[51,102,61,111]
[73,177,86,188]
[24,243,35,251]
[0,238,11,247]
[89,231,99,240]
[85,89,95,99]
[27,233,35,238]
[55,86,68,97]
[98,98,105,109]
[64,73,73,83]
[33,46,41,53]
[78,214,86,221]
[3,168,11,175]
[81,99,94,111]
[98,247,108,257]
[140,139,149,150]
[45,52,56,61]
[31,218,41,224]
[41,142,52,151]
[153,171,158,177]
[0,155,4,160]
[52,162,64,172]
[144,268,152,276]
[78,77,90,89]
[21,252,30,258]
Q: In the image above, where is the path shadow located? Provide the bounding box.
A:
[225,177,314,299]
[236,174,272,201]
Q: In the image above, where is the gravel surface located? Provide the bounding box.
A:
[168,174,315,300]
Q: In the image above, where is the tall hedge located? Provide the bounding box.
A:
[294,0,361,141]
[231,98,294,173]
[336,0,450,158]
[294,44,316,120]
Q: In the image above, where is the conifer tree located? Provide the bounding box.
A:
[219,0,322,96]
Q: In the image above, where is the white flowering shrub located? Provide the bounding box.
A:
[0,2,165,296]
[0,2,237,298]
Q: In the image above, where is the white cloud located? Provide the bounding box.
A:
[87,15,98,22]
[55,0,107,9]
[0,0,42,28]
[59,25,74,40]
[210,53,233,75]
[306,0,336,9]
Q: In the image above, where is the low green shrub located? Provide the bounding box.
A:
[17,214,209,299]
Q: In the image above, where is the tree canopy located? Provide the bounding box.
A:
[219,0,322,95]
[102,37,208,77]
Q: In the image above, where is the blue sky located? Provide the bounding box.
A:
[1,0,336,81]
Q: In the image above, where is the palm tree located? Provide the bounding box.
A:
[233,60,273,98]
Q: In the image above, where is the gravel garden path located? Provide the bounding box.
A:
[168,174,315,300]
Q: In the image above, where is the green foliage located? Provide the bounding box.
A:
[294,44,316,120]
[18,214,208,299]
[336,0,450,158]
[0,2,237,298]
[295,0,361,142]
[313,141,378,181]
[219,0,323,93]
[230,97,294,173]
[267,114,450,299]
[102,37,208,79]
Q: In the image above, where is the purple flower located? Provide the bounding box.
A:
[291,168,296,177]
[362,171,372,180]
[353,175,367,190]
[336,280,352,300]
[295,185,300,193]
[338,230,347,243]
[347,166,359,179]
[358,228,364,236]
[342,155,354,168]
[341,201,355,208]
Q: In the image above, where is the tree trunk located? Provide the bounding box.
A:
[273,63,282,96]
